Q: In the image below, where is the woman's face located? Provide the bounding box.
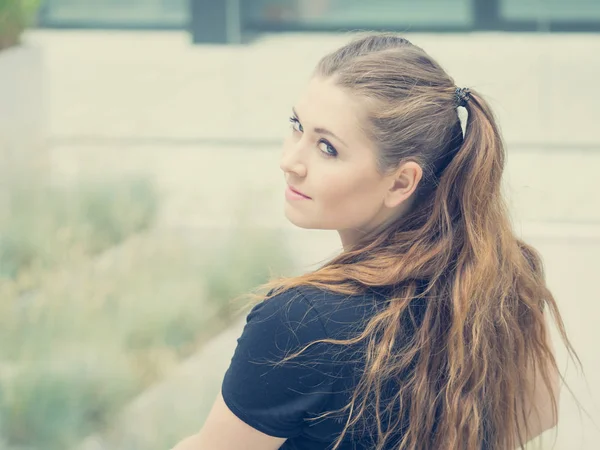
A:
[280,76,406,246]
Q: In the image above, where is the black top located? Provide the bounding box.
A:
[221,285,428,449]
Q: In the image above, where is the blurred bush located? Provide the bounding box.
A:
[0,176,157,449]
[0,215,292,449]
[0,178,158,281]
[0,0,40,51]
[203,226,294,318]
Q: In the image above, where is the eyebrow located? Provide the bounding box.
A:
[292,107,348,147]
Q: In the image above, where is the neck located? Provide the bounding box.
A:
[338,221,387,252]
[338,207,411,251]
[337,229,362,252]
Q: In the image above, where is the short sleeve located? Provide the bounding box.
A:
[221,287,335,438]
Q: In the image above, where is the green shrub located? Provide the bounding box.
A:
[0,178,158,280]
[0,0,40,51]
[0,228,293,450]
[0,350,138,448]
[203,226,294,317]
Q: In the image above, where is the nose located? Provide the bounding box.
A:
[279,140,307,178]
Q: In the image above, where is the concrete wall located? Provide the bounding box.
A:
[0,42,48,184]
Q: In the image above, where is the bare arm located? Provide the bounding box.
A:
[170,393,287,450]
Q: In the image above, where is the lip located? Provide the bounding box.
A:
[286,185,311,200]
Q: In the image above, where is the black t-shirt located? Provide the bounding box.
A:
[221,285,428,449]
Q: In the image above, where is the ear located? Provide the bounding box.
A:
[384,161,423,209]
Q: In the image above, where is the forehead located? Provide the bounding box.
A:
[295,76,372,146]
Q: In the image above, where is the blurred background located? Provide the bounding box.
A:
[1,1,599,449]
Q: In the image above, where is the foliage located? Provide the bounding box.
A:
[0,0,40,51]
[0,226,293,450]
[0,178,158,281]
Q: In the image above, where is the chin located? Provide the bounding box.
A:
[284,209,315,229]
[283,202,346,230]
[283,204,323,229]
[285,211,342,231]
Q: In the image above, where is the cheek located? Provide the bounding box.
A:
[316,174,383,228]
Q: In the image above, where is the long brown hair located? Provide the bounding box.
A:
[251,34,579,450]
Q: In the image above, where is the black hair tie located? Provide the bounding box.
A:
[454,87,471,107]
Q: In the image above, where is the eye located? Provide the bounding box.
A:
[318,139,338,157]
[289,116,303,133]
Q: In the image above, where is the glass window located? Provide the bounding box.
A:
[245,0,475,29]
[43,0,188,27]
[501,0,600,21]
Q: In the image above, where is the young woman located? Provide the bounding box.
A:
[172,33,576,450]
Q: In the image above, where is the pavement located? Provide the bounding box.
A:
[20,29,600,449]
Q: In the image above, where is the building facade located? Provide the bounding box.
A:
[39,0,600,42]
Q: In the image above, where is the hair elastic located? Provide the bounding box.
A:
[455,87,471,108]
